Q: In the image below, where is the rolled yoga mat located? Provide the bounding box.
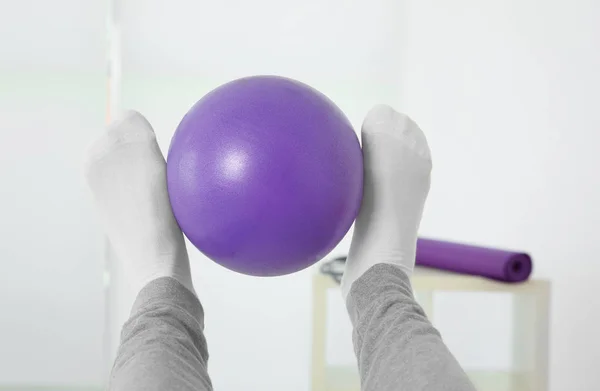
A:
[416,238,533,282]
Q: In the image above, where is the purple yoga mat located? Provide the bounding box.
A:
[416,238,532,282]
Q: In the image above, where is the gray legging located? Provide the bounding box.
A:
[108,264,476,391]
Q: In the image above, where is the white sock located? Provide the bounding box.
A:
[340,104,432,300]
[85,110,195,298]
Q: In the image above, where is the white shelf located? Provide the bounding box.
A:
[311,266,551,391]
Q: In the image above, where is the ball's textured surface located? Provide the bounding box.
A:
[167,76,363,276]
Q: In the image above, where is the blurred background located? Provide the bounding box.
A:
[1,0,599,390]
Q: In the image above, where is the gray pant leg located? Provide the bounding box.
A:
[109,277,212,391]
[347,264,476,391]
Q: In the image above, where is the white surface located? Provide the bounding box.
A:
[434,292,513,370]
[0,0,106,71]
[0,1,107,386]
[398,1,600,390]
[0,72,106,386]
[325,290,356,366]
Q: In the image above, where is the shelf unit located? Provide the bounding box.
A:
[311,266,550,391]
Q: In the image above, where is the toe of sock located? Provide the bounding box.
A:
[363,104,414,136]
[107,110,155,141]
[84,110,156,168]
[362,105,431,160]
[362,104,396,132]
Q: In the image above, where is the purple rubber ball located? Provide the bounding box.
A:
[167,76,363,276]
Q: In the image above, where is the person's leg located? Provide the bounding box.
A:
[86,111,212,391]
[347,264,474,391]
[341,105,475,391]
[109,277,211,391]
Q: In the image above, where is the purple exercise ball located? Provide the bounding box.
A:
[167,75,363,276]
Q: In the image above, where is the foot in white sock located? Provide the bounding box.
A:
[85,110,195,298]
[341,104,432,300]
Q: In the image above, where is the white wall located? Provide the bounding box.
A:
[0,0,107,387]
[399,1,600,390]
